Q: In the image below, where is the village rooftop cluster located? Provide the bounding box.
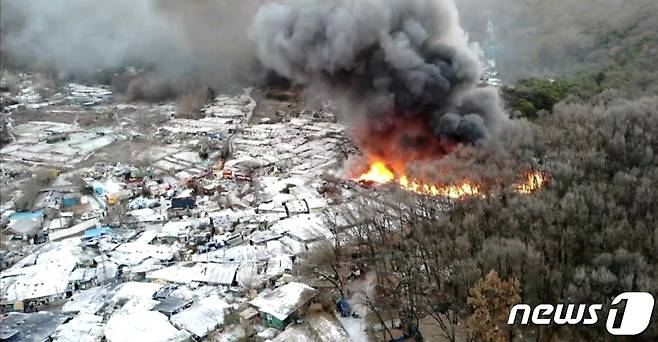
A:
[0,72,362,342]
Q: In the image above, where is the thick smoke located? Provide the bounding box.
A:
[249,0,507,167]
[0,0,261,95]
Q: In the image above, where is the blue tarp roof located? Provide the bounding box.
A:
[62,197,81,206]
[9,210,44,220]
[84,227,112,239]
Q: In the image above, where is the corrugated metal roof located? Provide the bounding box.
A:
[153,296,192,315]
[147,262,239,285]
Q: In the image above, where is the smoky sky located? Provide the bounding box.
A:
[249,0,507,145]
[0,0,261,88]
[1,0,508,145]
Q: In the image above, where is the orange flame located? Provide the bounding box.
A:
[516,171,548,193]
[355,161,395,184]
[399,175,481,198]
[353,160,546,198]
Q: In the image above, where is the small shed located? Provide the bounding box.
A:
[249,282,318,330]
[8,211,44,237]
[238,307,259,325]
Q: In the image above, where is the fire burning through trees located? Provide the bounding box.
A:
[515,171,549,194]
[355,161,396,184]
[353,160,547,199]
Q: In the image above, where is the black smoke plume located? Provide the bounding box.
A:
[249,0,507,158]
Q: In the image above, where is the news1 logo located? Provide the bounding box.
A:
[507,292,655,335]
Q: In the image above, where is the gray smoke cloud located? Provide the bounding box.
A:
[249,0,507,150]
[1,0,507,146]
[0,0,261,95]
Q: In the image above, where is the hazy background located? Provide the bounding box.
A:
[0,0,262,96]
[455,0,658,81]
[2,0,656,93]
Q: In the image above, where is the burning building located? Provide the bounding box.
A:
[250,0,536,197]
[249,0,543,197]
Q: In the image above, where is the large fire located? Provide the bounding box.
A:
[353,160,547,199]
[355,161,395,184]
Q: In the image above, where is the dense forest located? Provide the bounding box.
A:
[326,96,658,341]
[320,1,658,340]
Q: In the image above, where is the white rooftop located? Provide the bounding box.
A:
[147,262,239,285]
[104,310,191,342]
[1,240,80,302]
[170,295,229,338]
[250,282,318,321]
[52,313,105,342]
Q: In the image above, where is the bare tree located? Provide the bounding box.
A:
[299,238,346,298]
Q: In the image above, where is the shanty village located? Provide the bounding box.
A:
[0,71,364,341]
[0,67,500,341]
[4,0,656,340]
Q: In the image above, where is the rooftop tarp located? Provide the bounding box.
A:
[9,210,44,220]
[84,227,112,239]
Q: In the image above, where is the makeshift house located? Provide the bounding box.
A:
[7,210,44,240]
[61,282,121,315]
[170,296,229,338]
[0,242,79,312]
[49,219,100,241]
[146,262,239,286]
[238,307,259,325]
[0,312,68,342]
[152,284,179,300]
[307,312,352,342]
[248,230,283,245]
[50,312,105,342]
[249,282,318,330]
[68,267,97,291]
[47,212,73,230]
[270,214,331,245]
[283,199,309,216]
[34,191,62,216]
[104,310,191,342]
